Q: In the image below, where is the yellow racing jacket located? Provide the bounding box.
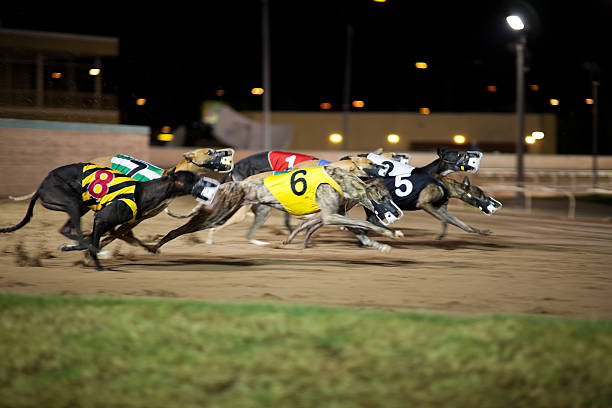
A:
[81,164,139,222]
[263,167,343,215]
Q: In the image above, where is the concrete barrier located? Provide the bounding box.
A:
[0,119,149,196]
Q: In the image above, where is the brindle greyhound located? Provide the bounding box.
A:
[8,148,234,252]
[1,164,206,270]
[285,173,501,248]
[199,154,381,245]
[153,166,404,253]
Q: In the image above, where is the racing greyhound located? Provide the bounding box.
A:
[153,166,404,253]
[286,173,501,248]
[1,163,208,270]
[8,148,234,251]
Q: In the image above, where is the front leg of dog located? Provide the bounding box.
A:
[354,233,392,253]
[246,205,271,246]
[321,213,402,241]
[283,217,320,245]
[59,208,91,252]
[422,204,490,236]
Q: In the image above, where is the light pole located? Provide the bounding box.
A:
[262,0,271,150]
[507,15,526,209]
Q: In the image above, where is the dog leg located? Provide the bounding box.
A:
[283,217,320,245]
[436,221,449,240]
[420,203,491,236]
[246,205,271,246]
[354,234,391,253]
[205,204,252,245]
[88,202,136,270]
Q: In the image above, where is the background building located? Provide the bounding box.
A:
[0,28,119,123]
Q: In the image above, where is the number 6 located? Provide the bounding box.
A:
[290,170,307,196]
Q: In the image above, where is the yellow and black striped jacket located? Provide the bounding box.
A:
[81,164,139,222]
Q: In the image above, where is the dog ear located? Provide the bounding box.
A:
[183,151,196,160]
[462,176,471,189]
[437,147,447,157]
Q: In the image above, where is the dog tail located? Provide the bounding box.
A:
[0,191,40,233]
[8,191,35,201]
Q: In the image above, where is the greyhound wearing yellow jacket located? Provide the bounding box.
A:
[156,166,403,253]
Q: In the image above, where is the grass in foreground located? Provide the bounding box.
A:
[0,294,611,408]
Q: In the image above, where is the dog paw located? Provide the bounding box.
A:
[477,229,492,236]
[97,250,111,260]
[393,230,404,239]
[378,244,391,253]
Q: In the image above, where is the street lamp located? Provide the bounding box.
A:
[507,14,527,209]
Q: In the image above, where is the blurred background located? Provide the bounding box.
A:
[1,0,611,154]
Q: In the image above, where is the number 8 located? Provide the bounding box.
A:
[88,170,115,199]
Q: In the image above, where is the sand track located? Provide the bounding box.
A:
[1,196,611,318]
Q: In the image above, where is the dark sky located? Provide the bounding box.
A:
[2,1,612,153]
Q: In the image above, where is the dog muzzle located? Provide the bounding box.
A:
[372,200,403,225]
[392,153,411,165]
[192,177,221,205]
[458,151,483,173]
[478,196,502,215]
[208,148,235,173]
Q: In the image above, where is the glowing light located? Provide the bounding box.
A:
[487,85,497,92]
[251,88,264,95]
[532,131,544,140]
[453,134,466,144]
[320,102,332,110]
[373,0,387,2]
[506,15,525,31]
[352,100,365,108]
[525,135,536,144]
[216,89,225,97]
[89,68,101,76]
[329,133,343,143]
[136,98,147,106]
[585,98,594,105]
[549,99,560,106]
[158,126,173,141]
[387,134,400,144]
[51,72,62,79]
[157,133,174,142]
[415,62,428,69]
[529,84,540,91]
[419,107,431,115]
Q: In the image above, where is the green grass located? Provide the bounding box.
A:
[1,294,611,408]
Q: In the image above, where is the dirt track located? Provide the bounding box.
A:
[1,196,611,318]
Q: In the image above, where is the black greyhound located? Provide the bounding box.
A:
[0,163,208,270]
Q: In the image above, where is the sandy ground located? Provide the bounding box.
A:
[1,195,611,319]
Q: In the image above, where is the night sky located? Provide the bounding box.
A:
[2,1,612,153]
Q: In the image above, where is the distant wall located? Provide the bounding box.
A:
[243,111,558,154]
[0,119,149,196]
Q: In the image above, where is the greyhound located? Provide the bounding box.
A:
[8,148,234,251]
[153,166,404,253]
[0,163,208,270]
[200,154,384,245]
[286,173,501,248]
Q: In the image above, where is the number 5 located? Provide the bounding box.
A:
[394,175,413,197]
